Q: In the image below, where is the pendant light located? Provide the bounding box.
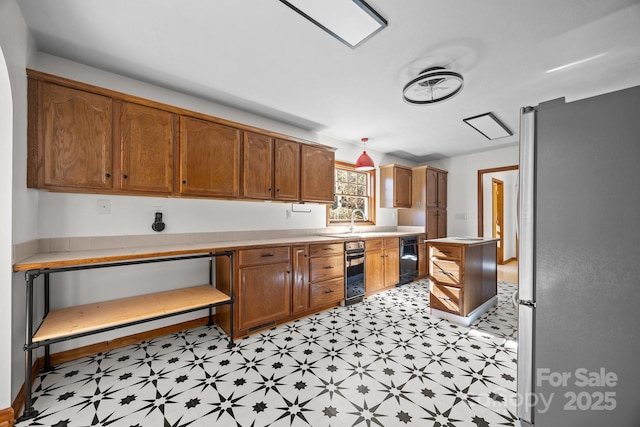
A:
[355,137,375,171]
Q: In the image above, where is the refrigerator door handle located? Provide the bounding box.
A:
[518,107,536,302]
[517,304,535,425]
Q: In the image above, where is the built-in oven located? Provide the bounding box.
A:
[345,241,365,305]
[399,235,419,286]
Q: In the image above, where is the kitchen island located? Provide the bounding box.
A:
[427,237,498,326]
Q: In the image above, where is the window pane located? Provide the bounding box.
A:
[329,163,374,224]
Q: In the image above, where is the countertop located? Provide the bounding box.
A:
[13,230,424,271]
[426,237,499,246]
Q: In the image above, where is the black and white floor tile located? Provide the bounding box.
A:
[17,281,518,427]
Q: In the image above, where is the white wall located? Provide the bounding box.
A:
[426,145,519,237]
[1,0,36,410]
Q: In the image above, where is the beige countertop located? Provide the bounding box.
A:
[426,237,499,246]
[14,230,424,271]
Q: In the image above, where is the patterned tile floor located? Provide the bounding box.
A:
[17,280,518,427]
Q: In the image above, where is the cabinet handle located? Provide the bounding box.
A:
[261,253,275,258]
[276,188,280,192]
[105,173,111,178]
[323,266,334,269]
[122,174,128,179]
[324,289,334,294]
[440,296,450,301]
[268,188,272,192]
[439,270,453,276]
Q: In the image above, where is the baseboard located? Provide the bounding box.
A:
[503,256,517,264]
[0,407,15,427]
[12,316,211,419]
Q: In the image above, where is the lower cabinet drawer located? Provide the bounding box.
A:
[238,247,290,266]
[430,283,462,314]
[430,259,462,286]
[310,254,344,282]
[310,277,345,307]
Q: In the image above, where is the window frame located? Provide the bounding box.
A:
[326,161,376,227]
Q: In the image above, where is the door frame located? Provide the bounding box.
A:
[477,165,518,238]
[492,178,504,264]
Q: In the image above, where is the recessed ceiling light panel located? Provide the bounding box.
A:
[279,0,387,48]
[463,112,513,140]
[403,67,464,105]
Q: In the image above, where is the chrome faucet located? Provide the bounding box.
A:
[349,209,367,234]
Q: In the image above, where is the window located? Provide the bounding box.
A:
[327,161,376,226]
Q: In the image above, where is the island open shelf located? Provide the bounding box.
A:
[15,250,234,423]
[32,285,231,343]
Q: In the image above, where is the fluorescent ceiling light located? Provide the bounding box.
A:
[546,53,606,73]
[279,0,387,48]
[463,113,513,140]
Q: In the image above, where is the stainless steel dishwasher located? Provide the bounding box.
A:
[344,241,365,305]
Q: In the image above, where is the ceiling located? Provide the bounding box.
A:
[17,0,640,162]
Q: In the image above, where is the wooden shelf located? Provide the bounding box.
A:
[33,285,230,343]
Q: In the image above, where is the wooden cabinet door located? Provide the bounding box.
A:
[238,262,291,330]
[437,208,447,238]
[300,145,335,203]
[426,208,439,240]
[180,116,241,197]
[291,246,309,314]
[394,166,412,208]
[418,240,428,279]
[39,82,113,190]
[426,168,438,208]
[274,139,300,201]
[384,247,400,287]
[243,132,274,199]
[437,171,447,208]
[118,102,175,194]
[365,248,385,293]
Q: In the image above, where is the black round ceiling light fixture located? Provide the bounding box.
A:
[402,66,464,105]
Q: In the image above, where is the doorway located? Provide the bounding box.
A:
[492,178,504,264]
[478,165,518,279]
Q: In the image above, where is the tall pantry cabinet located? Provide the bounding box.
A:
[398,166,448,239]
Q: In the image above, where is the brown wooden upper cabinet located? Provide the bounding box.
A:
[117,101,176,194]
[379,164,412,208]
[243,133,300,201]
[300,145,335,203]
[28,80,114,191]
[27,71,336,204]
[179,116,241,198]
[28,80,176,196]
[398,166,448,239]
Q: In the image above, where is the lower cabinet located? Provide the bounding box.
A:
[309,242,345,308]
[291,245,310,314]
[365,237,400,296]
[236,247,291,332]
[219,242,345,338]
[428,240,497,319]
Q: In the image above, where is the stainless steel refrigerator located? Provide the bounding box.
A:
[517,85,640,426]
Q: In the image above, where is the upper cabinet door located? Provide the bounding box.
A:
[437,170,447,208]
[274,139,300,201]
[300,145,335,203]
[39,82,113,190]
[243,132,274,200]
[118,102,176,194]
[426,168,439,208]
[179,116,241,198]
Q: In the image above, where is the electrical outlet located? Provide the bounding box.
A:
[286,210,292,220]
[97,199,111,215]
